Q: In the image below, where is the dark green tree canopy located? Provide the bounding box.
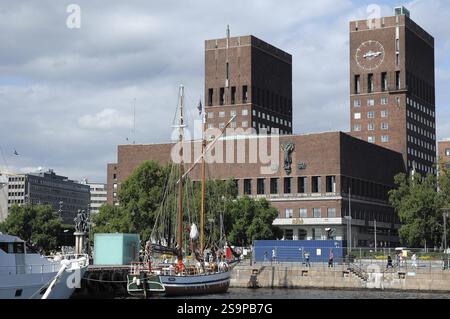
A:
[0,204,62,253]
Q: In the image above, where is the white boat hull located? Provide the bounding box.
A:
[0,261,88,299]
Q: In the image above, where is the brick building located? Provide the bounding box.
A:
[438,140,450,171]
[349,7,436,176]
[105,8,441,248]
[108,132,405,248]
[205,34,292,135]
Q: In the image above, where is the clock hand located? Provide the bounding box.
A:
[363,51,382,59]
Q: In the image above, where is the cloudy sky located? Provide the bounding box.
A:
[0,0,449,182]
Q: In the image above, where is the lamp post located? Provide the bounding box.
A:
[443,208,448,254]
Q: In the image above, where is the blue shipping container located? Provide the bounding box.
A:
[254,240,345,263]
[94,233,140,265]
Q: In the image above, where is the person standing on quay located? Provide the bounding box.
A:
[304,251,311,267]
[328,250,334,268]
[386,255,393,269]
[271,248,277,264]
[411,253,417,269]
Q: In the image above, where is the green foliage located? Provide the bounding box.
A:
[389,170,449,248]
[92,160,281,247]
[0,204,62,253]
[227,197,282,246]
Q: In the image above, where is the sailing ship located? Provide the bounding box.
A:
[127,85,238,297]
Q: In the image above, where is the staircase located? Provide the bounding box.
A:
[347,264,369,282]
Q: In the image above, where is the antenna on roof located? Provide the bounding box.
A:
[132,97,136,145]
[226,25,230,48]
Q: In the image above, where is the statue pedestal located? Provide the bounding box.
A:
[74,231,87,255]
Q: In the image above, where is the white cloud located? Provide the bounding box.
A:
[0,0,449,181]
[78,108,133,130]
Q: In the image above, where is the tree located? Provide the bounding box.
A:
[227,197,282,246]
[92,161,171,240]
[389,172,443,247]
[0,204,62,253]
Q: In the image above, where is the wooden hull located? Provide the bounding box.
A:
[160,271,231,296]
[127,270,231,297]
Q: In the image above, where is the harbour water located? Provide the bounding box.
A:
[74,288,450,299]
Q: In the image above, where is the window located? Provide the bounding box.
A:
[327,208,336,218]
[446,149,450,157]
[353,124,361,132]
[368,123,375,131]
[219,123,225,129]
[257,178,265,195]
[208,88,213,106]
[230,110,236,117]
[113,173,117,180]
[219,111,225,118]
[368,136,375,143]
[207,112,214,119]
[242,85,248,103]
[326,176,336,193]
[231,86,236,104]
[284,177,292,194]
[354,75,361,94]
[381,135,390,143]
[368,111,374,119]
[242,121,248,128]
[396,71,401,90]
[270,178,278,194]
[354,100,361,108]
[354,113,361,120]
[381,72,388,91]
[113,183,118,190]
[242,109,248,116]
[313,208,321,218]
[244,179,252,195]
[381,123,389,130]
[368,73,374,93]
[312,176,321,193]
[299,208,308,218]
[298,177,307,193]
[285,208,293,219]
[381,97,388,105]
[207,123,213,129]
[381,110,388,118]
[284,229,293,240]
[220,88,225,105]
[367,99,375,107]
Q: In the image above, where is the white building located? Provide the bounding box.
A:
[0,173,8,222]
[84,182,107,214]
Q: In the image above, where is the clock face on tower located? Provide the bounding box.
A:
[356,40,385,71]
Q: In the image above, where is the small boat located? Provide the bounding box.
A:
[0,232,89,299]
[127,85,238,297]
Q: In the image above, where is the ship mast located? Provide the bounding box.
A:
[200,98,206,256]
[177,85,185,261]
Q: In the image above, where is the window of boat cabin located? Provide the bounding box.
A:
[0,242,24,254]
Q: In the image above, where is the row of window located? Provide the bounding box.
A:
[8,177,25,182]
[208,86,248,106]
[284,207,337,219]
[407,122,435,140]
[407,160,435,174]
[243,176,337,195]
[366,136,390,143]
[407,97,435,118]
[354,71,401,94]
[8,184,24,189]
[353,97,390,108]
[208,109,248,119]
[8,192,24,197]
[354,123,389,132]
[407,109,435,129]
[407,135,435,153]
[407,147,435,163]
[252,109,292,128]
[354,110,388,120]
